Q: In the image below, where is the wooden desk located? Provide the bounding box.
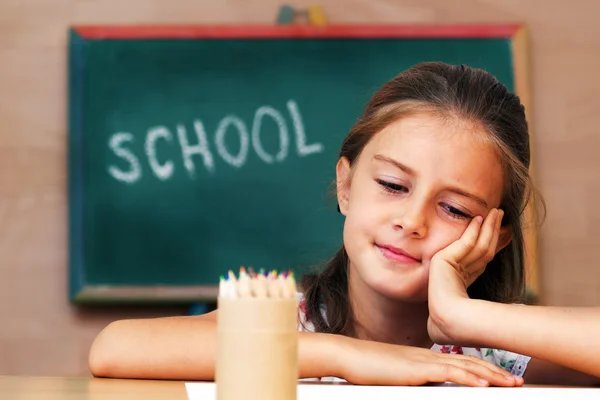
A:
[0,376,188,400]
[1,375,597,399]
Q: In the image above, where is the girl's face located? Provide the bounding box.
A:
[337,112,509,302]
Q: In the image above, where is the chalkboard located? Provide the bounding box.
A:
[68,24,535,303]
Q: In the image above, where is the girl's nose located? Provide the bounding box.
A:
[393,198,428,238]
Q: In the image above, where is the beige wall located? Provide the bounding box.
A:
[1,0,599,376]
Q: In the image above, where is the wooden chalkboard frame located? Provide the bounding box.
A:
[68,24,537,303]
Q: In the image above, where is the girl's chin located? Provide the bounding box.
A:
[366,275,429,302]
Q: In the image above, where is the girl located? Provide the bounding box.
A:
[89,62,599,387]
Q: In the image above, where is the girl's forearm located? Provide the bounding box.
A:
[460,300,600,377]
[89,316,219,380]
[89,316,345,380]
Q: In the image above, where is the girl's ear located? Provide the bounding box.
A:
[495,226,513,254]
[336,157,351,216]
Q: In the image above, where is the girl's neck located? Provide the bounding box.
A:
[347,268,432,348]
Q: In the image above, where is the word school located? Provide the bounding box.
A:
[107,100,324,184]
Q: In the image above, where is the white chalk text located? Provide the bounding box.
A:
[107,100,323,184]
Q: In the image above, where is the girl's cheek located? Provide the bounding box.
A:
[435,223,466,245]
[424,229,458,258]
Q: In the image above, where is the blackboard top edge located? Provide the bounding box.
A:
[70,24,523,40]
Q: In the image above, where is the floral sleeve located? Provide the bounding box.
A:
[431,344,531,377]
[477,347,531,377]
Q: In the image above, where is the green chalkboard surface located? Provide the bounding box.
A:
[68,25,527,303]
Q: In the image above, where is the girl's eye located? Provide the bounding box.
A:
[440,203,473,220]
[376,179,408,194]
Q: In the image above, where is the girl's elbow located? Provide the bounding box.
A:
[88,321,123,377]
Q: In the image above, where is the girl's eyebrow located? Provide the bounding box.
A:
[447,188,488,209]
[373,153,488,208]
[373,154,416,176]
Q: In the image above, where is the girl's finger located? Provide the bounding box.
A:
[425,362,490,387]
[437,215,483,263]
[460,209,499,267]
[445,353,517,381]
[440,358,521,387]
[486,209,503,261]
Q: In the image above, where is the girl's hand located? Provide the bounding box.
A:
[427,209,503,346]
[338,336,522,387]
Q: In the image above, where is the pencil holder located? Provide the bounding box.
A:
[215,278,298,400]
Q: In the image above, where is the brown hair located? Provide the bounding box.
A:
[301,62,544,335]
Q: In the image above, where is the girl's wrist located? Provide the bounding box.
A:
[299,331,351,379]
[431,296,477,345]
[451,298,493,346]
[334,334,360,379]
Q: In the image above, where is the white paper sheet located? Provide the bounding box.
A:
[186,381,600,400]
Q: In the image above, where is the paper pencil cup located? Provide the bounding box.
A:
[215,296,299,400]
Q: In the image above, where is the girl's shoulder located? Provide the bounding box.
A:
[296,292,324,333]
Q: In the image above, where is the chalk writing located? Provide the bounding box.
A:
[108,100,323,184]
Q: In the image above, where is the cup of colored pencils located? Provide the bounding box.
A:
[215,267,299,400]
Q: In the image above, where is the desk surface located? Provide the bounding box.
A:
[0,375,188,400]
[1,375,597,400]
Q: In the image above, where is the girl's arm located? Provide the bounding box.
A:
[89,311,521,387]
[427,209,600,384]
[88,311,340,381]
[442,299,600,384]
